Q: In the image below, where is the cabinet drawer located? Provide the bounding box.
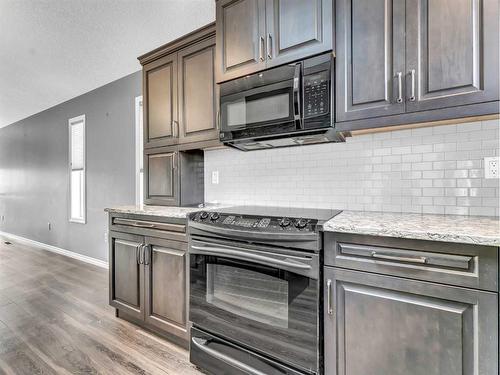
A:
[110,214,187,242]
[325,233,498,292]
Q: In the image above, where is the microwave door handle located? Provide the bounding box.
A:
[293,63,302,129]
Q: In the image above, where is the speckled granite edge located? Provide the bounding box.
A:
[323,211,500,247]
[104,204,230,219]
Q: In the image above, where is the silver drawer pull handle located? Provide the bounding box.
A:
[133,222,155,228]
[371,251,427,264]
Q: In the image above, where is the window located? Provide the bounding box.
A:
[135,96,144,205]
[69,115,86,223]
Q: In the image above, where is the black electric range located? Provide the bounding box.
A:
[188,205,341,375]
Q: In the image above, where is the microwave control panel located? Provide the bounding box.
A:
[303,71,329,118]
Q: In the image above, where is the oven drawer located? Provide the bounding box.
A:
[110,214,186,242]
[325,233,498,292]
[190,327,307,375]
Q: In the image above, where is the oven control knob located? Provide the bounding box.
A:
[279,218,291,227]
[199,211,209,220]
[295,218,308,229]
[210,212,220,221]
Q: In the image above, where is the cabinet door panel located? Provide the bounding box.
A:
[216,0,266,82]
[178,38,219,144]
[336,0,405,122]
[144,54,178,148]
[324,267,498,375]
[144,150,179,206]
[144,238,188,341]
[266,0,333,67]
[406,0,499,112]
[109,232,144,320]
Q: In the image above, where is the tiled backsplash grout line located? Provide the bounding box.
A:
[205,119,500,216]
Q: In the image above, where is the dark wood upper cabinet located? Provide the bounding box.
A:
[405,0,499,112]
[144,53,178,148]
[178,38,219,144]
[144,147,204,207]
[144,237,188,342]
[144,149,179,206]
[336,0,499,129]
[140,24,220,151]
[336,0,405,122]
[109,231,144,320]
[216,0,333,82]
[215,0,267,83]
[265,0,333,68]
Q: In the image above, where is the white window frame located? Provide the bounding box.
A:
[68,114,87,224]
[135,96,144,206]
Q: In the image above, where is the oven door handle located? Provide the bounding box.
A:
[191,337,268,375]
[190,244,312,270]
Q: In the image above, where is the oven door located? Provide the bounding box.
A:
[189,238,319,374]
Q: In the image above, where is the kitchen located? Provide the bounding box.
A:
[0,0,499,374]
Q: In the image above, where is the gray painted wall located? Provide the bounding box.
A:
[0,71,141,262]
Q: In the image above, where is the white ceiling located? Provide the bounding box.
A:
[0,0,215,128]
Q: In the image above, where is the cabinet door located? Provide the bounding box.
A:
[178,37,219,144]
[265,0,333,68]
[144,53,178,148]
[215,0,266,82]
[406,0,499,113]
[335,0,406,122]
[144,237,188,341]
[324,267,498,375]
[144,149,179,206]
[109,231,144,320]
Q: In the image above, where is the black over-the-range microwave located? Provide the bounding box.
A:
[219,52,344,151]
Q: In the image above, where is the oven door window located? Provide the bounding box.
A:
[190,254,318,373]
[221,84,295,130]
[206,262,290,329]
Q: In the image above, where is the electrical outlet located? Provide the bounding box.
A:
[1,215,4,222]
[48,222,52,231]
[484,157,499,179]
[104,232,109,243]
[212,170,219,184]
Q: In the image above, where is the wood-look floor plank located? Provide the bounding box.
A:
[0,238,203,375]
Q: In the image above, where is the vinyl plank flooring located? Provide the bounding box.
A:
[0,238,202,375]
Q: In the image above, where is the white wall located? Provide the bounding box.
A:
[205,119,500,216]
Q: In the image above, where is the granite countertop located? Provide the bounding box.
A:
[104,204,229,219]
[323,211,500,247]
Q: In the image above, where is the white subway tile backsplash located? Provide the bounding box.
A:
[205,119,500,216]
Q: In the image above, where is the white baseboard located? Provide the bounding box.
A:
[0,231,109,269]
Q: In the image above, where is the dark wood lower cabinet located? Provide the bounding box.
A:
[324,233,499,375]
[109,231,144,320]
[144,237,188,341]
[108,215,189,346]
[324,267,498,375]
